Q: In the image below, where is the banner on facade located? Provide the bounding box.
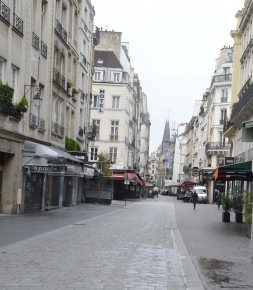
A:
[98,89,105,113]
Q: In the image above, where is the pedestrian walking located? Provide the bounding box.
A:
[216,191,222,209]
[152,186,159,200]
[192,190,198,210]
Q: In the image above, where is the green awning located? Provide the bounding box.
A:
[214,161,253,180]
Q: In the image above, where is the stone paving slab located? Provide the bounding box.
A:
[0,198,204,290]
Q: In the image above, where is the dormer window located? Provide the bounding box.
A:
[97,59,104,65]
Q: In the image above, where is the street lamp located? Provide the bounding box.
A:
[33,93,42,109]
[33,93,42,126]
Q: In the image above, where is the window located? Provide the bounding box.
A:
[94,71,102,81]
[223,67,230,75]
[52,96,63,124]
[109,147,117,163]
[220,109,227,125]
[221,89,228,102]
[111,121,119,140]
[92,95,99,108]
[113,72,120,82]
[90,147,98,161]
[92,119,100,140]
[112,96,120,109]
[11,65,19,102]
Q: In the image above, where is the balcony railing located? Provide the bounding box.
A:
[13,12,23,35]
[205,142,230,153]
[53,68,65,89]
[230,81,253,120]
[55,19,67,44]
[86,124,97,141]
[41,41,47,58]
[29,113,37,128]
[38,118,45,131]
[0,0,10,24]
[32,32,39,50]
[211,74,232,86]
[51,122,64,137]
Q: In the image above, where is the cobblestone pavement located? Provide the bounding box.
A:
[0,197,204,290]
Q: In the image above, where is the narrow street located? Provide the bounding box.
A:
[0,196,252,290]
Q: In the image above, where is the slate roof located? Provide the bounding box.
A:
[94,50,123,69]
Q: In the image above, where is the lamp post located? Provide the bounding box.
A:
[23,85,42,126]
[33,93,42,126]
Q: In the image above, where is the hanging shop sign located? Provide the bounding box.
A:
[98,89,105,113]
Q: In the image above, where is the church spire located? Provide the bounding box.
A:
[161,120,170,152]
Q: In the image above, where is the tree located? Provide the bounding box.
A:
[98,152,112,176]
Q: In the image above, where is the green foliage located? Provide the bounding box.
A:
[221,193,232,212]
[232,195,244,213]
[244,192,252,224]
[0,81,14,104]
[98,152,112,176]
[133,163,140,172]
[65,137,81,151]
[17,96,29,108]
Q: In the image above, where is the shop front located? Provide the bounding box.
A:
[22,141,84,213]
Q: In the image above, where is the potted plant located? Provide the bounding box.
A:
[221,193,232,222]
[0,81,14,114]
[67,80,73,89]
[16,96,28,112]
[244,191,252,238]
[232,195,244,223]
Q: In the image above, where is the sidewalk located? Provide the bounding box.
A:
[174,198,253,289]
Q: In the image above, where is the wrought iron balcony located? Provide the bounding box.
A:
[51,122,64,137]
[211,74,232,86]
[41,41,47,58]
[205,142,230,153]
[0,0,10,24]
[29,113,38,128]
[230,81,253,120]
[13,12,23,35]
[55,19,67,44]
[32,32,40,50]
[86,124,97,141]
[53,68,65,89]
[38,118,45,131]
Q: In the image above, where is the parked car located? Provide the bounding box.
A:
[193,186,208,203]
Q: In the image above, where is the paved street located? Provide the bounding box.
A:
[0,196,252,289]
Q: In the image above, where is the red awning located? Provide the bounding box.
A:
[109,172,144,186]
[144,181,154,188]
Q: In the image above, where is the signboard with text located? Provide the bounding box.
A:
[98,89,105,113]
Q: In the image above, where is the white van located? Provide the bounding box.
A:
[193,186,208,203]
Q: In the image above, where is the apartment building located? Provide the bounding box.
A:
[90,30,150,171]
[0,0,97,213]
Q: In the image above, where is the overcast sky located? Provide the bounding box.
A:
[91,0,244,153]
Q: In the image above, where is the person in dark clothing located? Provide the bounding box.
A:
[192,190,198,210]
[216,192,222,209]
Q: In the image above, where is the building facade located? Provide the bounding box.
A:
[90,30,150,171]
[0,0,97,213]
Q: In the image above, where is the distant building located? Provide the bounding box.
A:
[90,30,150,171]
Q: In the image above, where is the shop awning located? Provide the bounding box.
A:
[109,171,144,186]
[143,181,154,188]
[23,141,83,165]
[214,161,253,180]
